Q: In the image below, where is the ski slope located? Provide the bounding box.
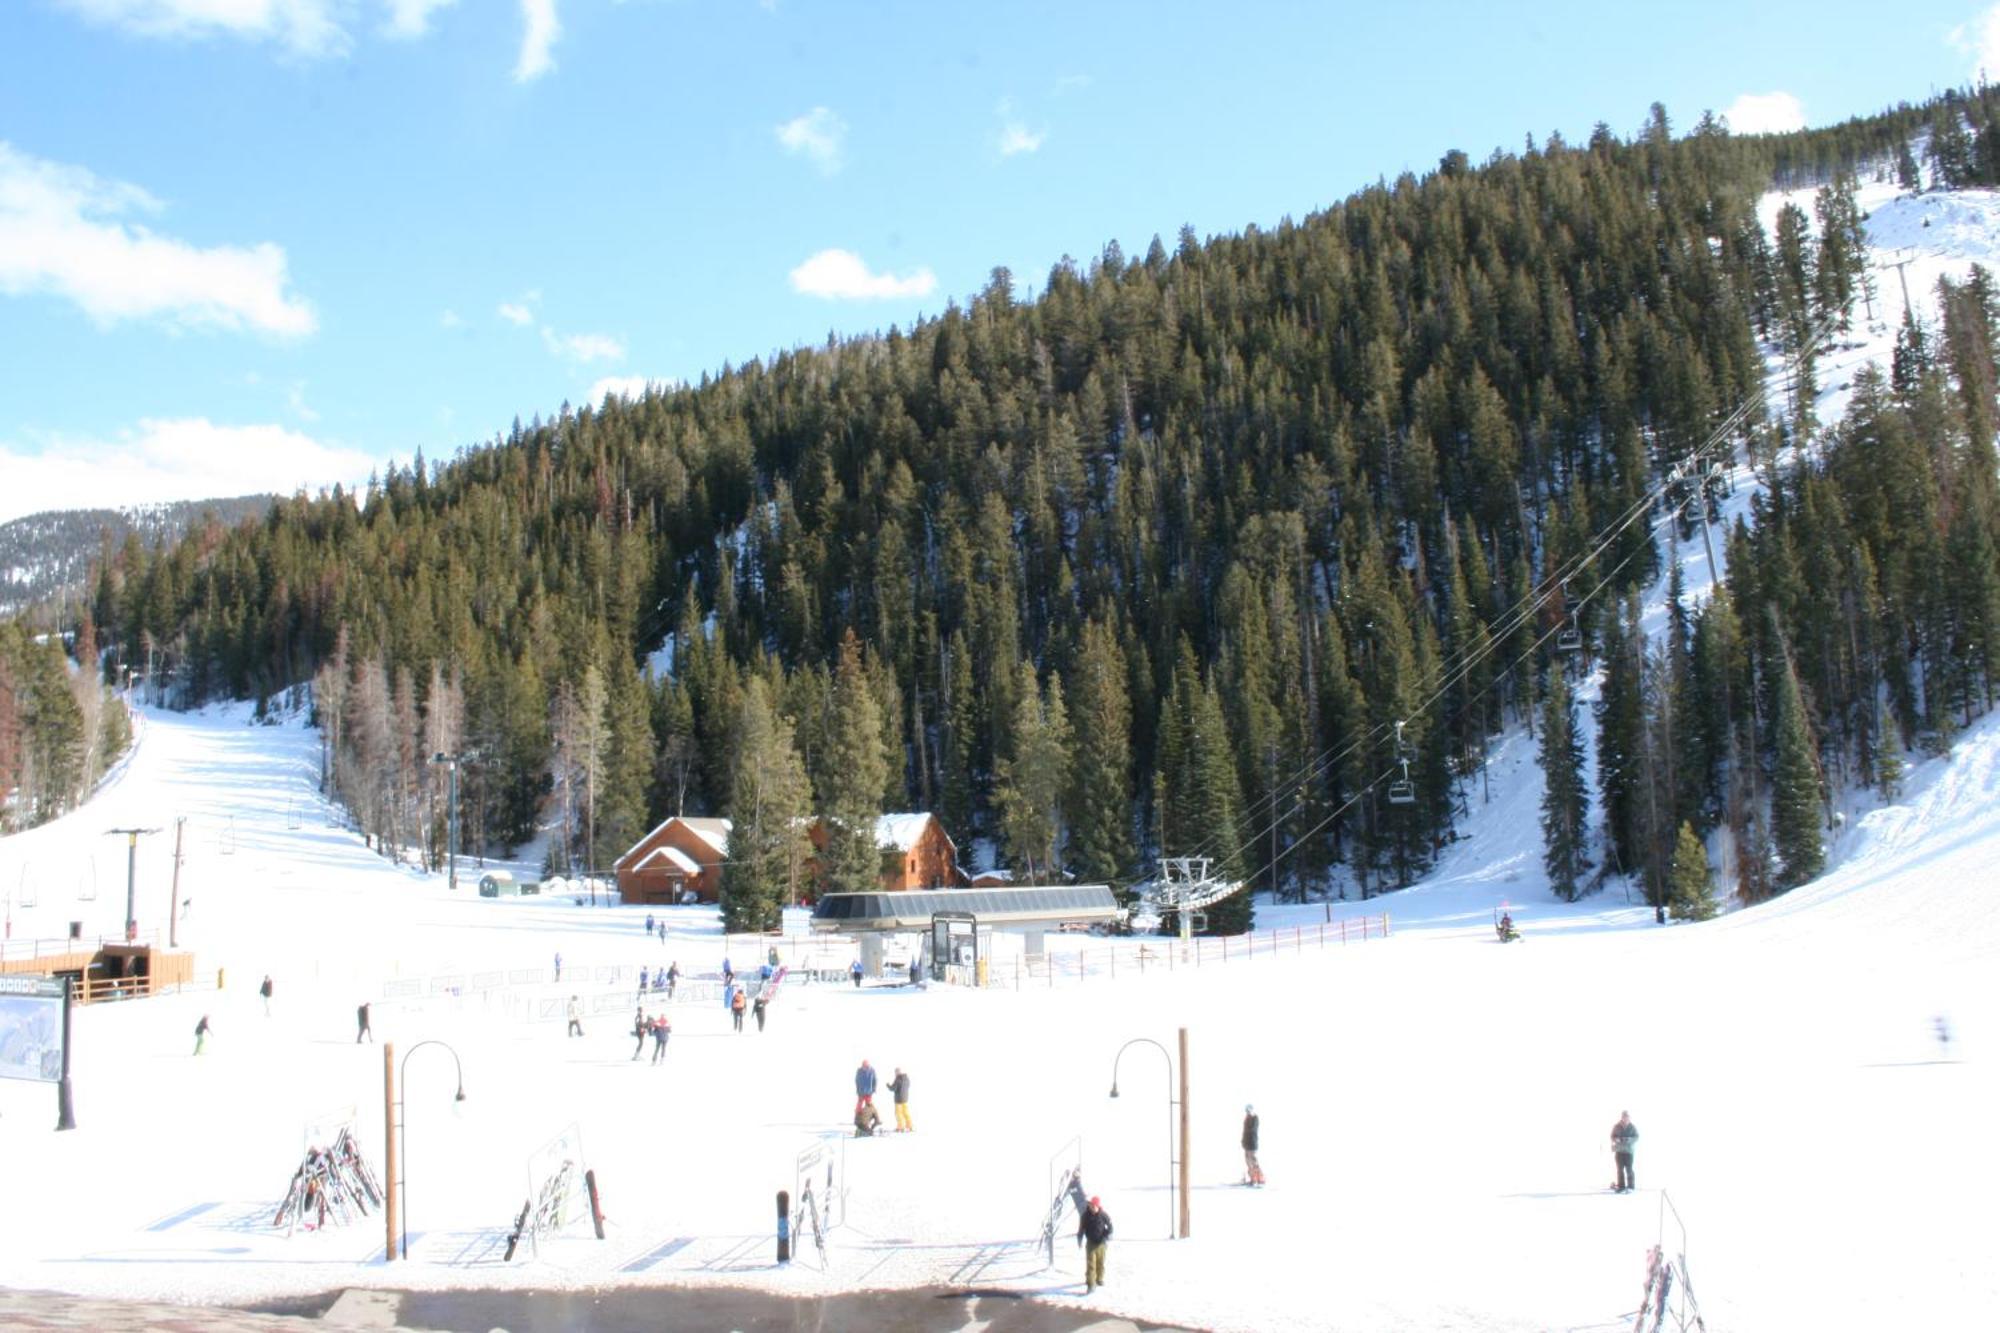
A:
[0,698,1995,1333]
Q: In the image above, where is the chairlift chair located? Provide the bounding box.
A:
[1385,758,1417,806]
[1556,624,1583,654]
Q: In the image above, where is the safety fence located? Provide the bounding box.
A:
[975,914,1392,992]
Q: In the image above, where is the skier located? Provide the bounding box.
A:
[193,1013,211,1055]
[650,1013,671,1064]
[567,995,584,1037]
[752,992,768,1032]
[355,1001,373,1043]
[855,1058,877,1110]
[639,965,649,995]
[1077,1195,1113,1293]
[1242,1104,1264,1185]
[645,913,655,936]
[259,974,274,1017]
[1611,1110,1639,1192]
[666,962,679,998]
[631,1007,648,1060]
[854,1099,883,1136]
[850,958,864,988]
[730,985,747,1032]
[890,1066,913,1132]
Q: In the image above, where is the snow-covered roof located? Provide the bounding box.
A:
[677,817,732,855]
[876,812,939,853]
[638,844,701,875]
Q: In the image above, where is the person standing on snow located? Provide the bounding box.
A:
[666,961,679,998]
[645,913,655,936]
[891,1066,913,1132]
[566,995,584,1037]
[259,974,274,1017]
[631,1006,649,1060]
[1077,1195,1113,1292]
[650,1013,671,1064]
[639,965,649,995]
[752,992,768,1032]
[1610,1110,1639,1192]
[553,951,562,982]
[730,985,747,1032]
[855,1058,877,1111]
[1242,1104,1264,1185]
[355,1001,373,1043]
[193,1014,212,1055]
[850,958,864,988]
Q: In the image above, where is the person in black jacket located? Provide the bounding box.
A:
[1077,1195,1113,1292]
[890,1067,913,1131]
[1242,1104,1264,1185]
[355,1001,373,1043]
[1610,1110,1639,1191]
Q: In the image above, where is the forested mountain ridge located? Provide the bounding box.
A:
[0,496,278,622]
[22,90,2000,932]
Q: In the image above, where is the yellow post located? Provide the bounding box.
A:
[383,1042,399,1261]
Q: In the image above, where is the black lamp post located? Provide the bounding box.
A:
[1109,1028,1191,1238]
[395,1039,466,1260]
[428,753,459,892]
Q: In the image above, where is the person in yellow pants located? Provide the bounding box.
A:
[891,1067,913,1131]
[1077,1196,1113,1292]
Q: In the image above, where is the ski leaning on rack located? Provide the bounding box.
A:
[274,1128,382,1235]
[502,1200,532,1261]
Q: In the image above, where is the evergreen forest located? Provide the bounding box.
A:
[11,89,2000,934]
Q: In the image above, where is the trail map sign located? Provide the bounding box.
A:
[0,976,66,1083]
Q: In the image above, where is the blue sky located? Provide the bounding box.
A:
[0,0,1994,524]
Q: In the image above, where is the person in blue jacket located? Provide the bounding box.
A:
[850,958,864,987]
[854,1058,877,1111]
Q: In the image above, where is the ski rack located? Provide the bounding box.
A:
[1629,1192,1709,1332]
[513,1123,589,1260]
[1038,1137,1085,1268]
[273,1116,381,1237]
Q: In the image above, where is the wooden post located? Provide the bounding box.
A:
[383,1042,399,1261]
[168,817,185,950]
[1177,1026,1191,1239]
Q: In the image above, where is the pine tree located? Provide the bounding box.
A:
[1666,821,1718,921]
[1770,647,1826,888]
[1066,618,1136,886]
[819,629,890,895]
[994,660,1074,880]
[1538,667,1589,901]
[721,678,812,931]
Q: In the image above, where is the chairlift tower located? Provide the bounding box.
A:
[1148,857,1245,944]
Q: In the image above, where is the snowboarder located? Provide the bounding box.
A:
[854,1100,883,1136]
[666,961,679,998]
[730,985,747,1032]
[891,1066,913,1132]
[1077,1195,1113,1292]
[855,1058,877,1110]
[650,1014,671,1064]
[850,958,863,988]
[193,1013,211,1055]
[752,993,768,1032]
[631,1006,648,1060]
[1611,1110,1639,1192]
[259,974,274,1017]
[355,1001,373,1043]
[1242,1104,1264,1185]
[567,995,584,1037]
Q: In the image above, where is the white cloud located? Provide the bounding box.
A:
[497,301,534,326]
[588,374,676,405]
[55,0,349,57]
[287,382,320,423]
[788,249,936,301]
[438,308,464,329]
[383,0,457,39]
[1950,6,2000,80]
[998,122,1046,156]
[542,327,625,363]
[0,141,316,337]
[514,0,560,82]
[1722,91,1806,136]
[776,107,848,175]
[0,418,379,525]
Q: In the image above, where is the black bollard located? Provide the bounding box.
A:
[777,1190,791,1263]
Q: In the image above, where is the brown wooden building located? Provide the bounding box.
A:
[807,812,965,896]
[613,816,732,905]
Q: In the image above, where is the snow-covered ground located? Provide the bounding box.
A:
[1,697,1996,1333]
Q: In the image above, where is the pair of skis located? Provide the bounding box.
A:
[501,1164,606,1261]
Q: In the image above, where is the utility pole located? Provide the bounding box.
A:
[383,1042,399,1261]
[168,817,185,949]
[106,827,160,942]
[1177,1026,1191,1240]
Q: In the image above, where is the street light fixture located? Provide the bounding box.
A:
[386,1039,467,1261]
[428,753,460,893]
[1109,1027,1191,1239]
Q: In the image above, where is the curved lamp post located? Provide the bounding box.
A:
[427,753,460,893]
[386,1039,466,1261]
[1109,1027,1190,1238]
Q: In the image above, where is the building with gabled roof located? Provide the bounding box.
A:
[613,816,733,905]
